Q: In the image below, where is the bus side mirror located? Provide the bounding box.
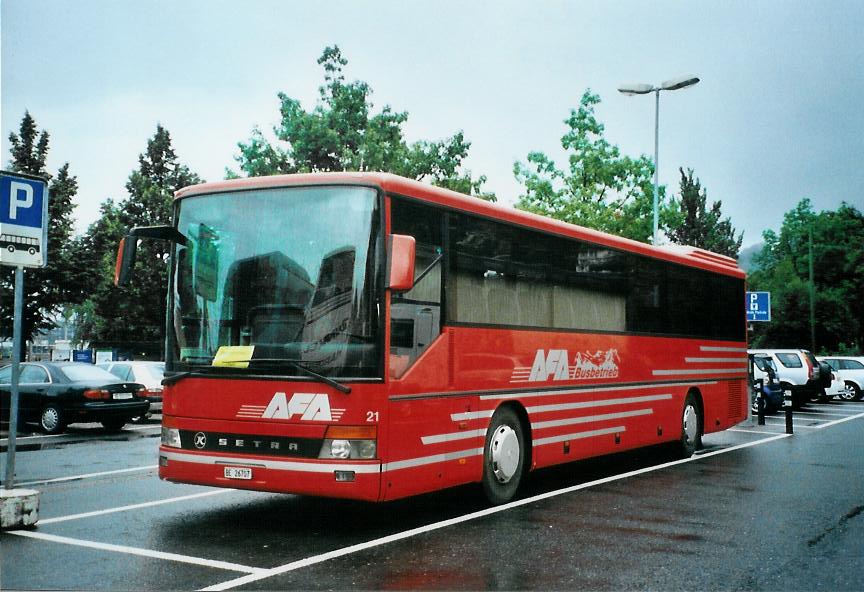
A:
[114,236,137,287]
[114,225,188,287]
[387,234,415,292]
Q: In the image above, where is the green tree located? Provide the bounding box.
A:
[78,125,202,356]
[230,46,495,201]
[748,199,864,353]
[1,112,81,349]
[666,167,743,258]
[514,90,663,242]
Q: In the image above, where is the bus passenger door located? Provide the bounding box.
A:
[384,394,478,500]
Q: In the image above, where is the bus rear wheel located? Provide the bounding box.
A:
[677,394,702,458]
[482,406,526,505]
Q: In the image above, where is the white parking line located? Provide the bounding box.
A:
[38,489,233,525]
[793,410,857,417]
[201,433,791,591]
[1,424,160,445]
[811,403,864,409]
[728,428,783,436]
[761,419,819,428]
[7,530,265,574]
[16,465,158,488]
[815,411,864,429]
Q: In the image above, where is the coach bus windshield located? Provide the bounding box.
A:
[170,186,381,379]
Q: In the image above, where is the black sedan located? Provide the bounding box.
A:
[0,362,150,434]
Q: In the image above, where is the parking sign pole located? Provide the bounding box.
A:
[4,266,24,490]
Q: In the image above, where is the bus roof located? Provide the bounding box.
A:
[174,172,744,278]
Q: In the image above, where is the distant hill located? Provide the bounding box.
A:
[738,243,763,272]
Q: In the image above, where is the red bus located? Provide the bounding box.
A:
[116,172,747,504]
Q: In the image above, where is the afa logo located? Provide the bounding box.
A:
[523,348,621,382]
[253,392,345,421]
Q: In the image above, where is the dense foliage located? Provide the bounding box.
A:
[514,90,661,242]
[73,126,201,356]
[1,113,81,348]
[230,46,495,201]
[667,168,743,258]
[748,199,864,353]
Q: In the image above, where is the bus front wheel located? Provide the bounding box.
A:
[678,393,702,458]
[482,406,526,505]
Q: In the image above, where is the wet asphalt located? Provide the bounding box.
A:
[2,401,863,591]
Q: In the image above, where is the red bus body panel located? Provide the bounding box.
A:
[160,173,747,502]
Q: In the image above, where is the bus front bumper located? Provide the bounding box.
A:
[158,447,382,501]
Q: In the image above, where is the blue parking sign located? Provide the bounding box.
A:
[746,291,771,322]
[0,171,49,268]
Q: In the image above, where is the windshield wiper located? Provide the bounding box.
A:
[241,358,352,394]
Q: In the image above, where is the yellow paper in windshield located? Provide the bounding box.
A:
[212,346,254,368]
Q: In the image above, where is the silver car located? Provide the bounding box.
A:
[819,357,864,401]
[97,361,165,417]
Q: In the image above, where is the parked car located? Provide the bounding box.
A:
[0,362,149,434]
[97,361,164,419]
[750,353,784,413]
[821,369,847,401]
[818,356,864,401]
[747,349,831,408]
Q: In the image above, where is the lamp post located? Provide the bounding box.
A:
[618,75,700,245]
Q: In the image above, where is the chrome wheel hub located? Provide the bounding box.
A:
[41,408,59,431]
[682,404,698,444]
[489,425,520,483]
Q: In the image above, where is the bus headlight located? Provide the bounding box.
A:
[318,426,377,460]
[161,427,181,448]
[330,439,352,459]
[355,440,376,459]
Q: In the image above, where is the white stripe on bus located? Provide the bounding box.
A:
[421,429,488,445]
[480,381,715,401]
[531,408,652,430]
[700,346,748,352]
[161,451,381,473]
[382,448,483,471]
[526,394,673,415]
[653,367,747,375]
[452,393,675,422]
[684,357,745,363]
[533,425,625,446]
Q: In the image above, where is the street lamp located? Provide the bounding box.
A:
[618,75,700,245]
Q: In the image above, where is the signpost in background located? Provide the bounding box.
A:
[1,170,48,498]
[746,291,771,323]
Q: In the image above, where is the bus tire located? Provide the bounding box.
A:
[482,406,526,505]
[677,393,702,458]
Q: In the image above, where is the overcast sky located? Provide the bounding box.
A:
[3,0,863,247]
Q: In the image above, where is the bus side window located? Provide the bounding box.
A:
[389,199,443,378]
